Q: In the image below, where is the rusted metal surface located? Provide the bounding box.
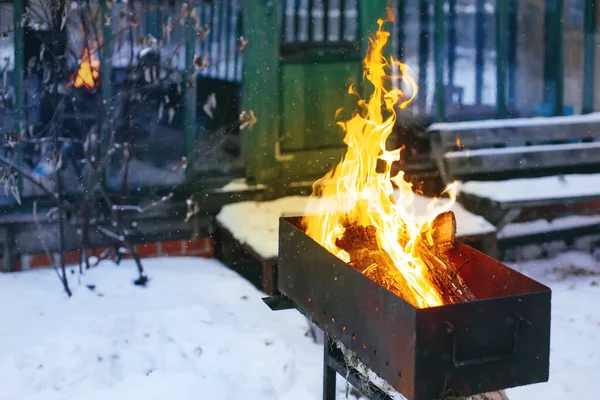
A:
[277,217,551,400]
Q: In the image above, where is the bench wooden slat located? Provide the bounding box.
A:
[430,116,600,150]
[444,142,600,178]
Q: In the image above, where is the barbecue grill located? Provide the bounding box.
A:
[265,217,551,400]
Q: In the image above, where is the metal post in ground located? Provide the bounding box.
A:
[323,335,337,400]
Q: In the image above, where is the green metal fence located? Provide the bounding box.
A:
[2,0,599,191]
[400,0,597,121]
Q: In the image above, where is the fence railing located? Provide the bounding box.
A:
[398,0,597,122]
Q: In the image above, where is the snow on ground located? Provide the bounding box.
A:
[0,252,598,400]
[506,252,600,400]
[216,194,495,260]
[461,174,600,203]
[0,258,334,400]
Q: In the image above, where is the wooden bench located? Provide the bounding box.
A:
[214,194,497,294]
[428,113,600,243]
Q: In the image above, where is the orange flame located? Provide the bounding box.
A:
[302,17,458,308]
[71,46,100,90]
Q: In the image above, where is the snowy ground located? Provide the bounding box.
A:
[0,253,598,400]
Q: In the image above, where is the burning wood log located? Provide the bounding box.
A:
[429,210,456,252]
[399,211,476,305]
[335,211,475,307]
[336,224,420,307]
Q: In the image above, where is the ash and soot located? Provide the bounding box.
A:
[302,14,473,309]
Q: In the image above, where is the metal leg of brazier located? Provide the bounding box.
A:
[323,334,337,400]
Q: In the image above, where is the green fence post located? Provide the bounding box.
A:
[555,0,564,116]
[359,0,389,101]
[583,0,596,114]
[359,0,387,48]
[101,0,112,135]
[183,7,197,160]
[433,0,445,122]
[496,0,508,118]
[100,0,113,184]
[544,0,564,116]
[242,0,279,183]
[13,0,24,132]
[397,0,406,60]
[447,0,457,87]
[418,0,430,112]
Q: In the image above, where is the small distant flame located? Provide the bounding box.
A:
[71,46,100,90]
[302,15,458,308]
[456,137,461,149]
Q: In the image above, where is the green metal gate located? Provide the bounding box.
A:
[242,0,388,184]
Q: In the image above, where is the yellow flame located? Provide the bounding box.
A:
[302,16,458,308]
[72,46,100,90]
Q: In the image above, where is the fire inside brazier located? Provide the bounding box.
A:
[277,217,550,400]
[266,14,551,400]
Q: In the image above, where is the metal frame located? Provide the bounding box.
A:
[276,217,551,400]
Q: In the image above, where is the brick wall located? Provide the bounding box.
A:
[8,237,214,272]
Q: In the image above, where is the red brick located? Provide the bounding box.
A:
[185,238,214,258]
[30,253,53,268]
[184,237,210,251]
[159,240,183,256]
[13,259,22,272]
[92,247,111,258]
[136,243,158,258]
[64,250,81,265]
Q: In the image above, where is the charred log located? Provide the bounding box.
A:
[335,211,475,307]
[335,224,419,307]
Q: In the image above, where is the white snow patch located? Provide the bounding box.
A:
[0,251,598,399]
[216,194,495,260]
[0,258,355,400]
[506,252,600,400]
[461,174,600,203]
[217,178,267,192]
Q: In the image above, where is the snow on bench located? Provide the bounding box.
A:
[430,112,600,132]
[461,174,600,204]
[500,215,600,239]
[428,114,600,181]
[216,195,495,260]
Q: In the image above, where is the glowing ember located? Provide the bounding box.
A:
[302,15,459,308]
[71,46,100,90]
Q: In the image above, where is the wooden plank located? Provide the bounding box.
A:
[430,121,600,151]
[444,142,600,178]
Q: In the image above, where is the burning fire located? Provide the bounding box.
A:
[302,16,458,308]
[71,46,100,90]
